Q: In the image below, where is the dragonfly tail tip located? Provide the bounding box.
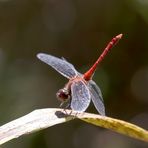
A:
[117,34,123,39]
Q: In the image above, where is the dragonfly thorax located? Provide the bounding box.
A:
[56,88,70,102]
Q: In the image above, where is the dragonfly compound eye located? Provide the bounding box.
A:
[56,89,70,102]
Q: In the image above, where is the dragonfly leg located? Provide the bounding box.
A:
[59,100,70,108]
[59,102,65,108]
[59,99,76,116]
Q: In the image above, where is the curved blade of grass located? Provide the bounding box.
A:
[75,112,148,142]
[0,108,147,145]
[0,108,73,145]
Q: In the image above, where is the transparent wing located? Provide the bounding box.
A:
[88,80,105,116]
[37,53,78,79]
[71,80,91,112]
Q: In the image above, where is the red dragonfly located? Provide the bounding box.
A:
[37,34,122,116]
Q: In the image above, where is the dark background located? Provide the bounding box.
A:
[0,0,148,148]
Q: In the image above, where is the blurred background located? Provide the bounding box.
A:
[0,0,148,147]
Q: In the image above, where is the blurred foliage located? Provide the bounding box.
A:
[0,0,148,147]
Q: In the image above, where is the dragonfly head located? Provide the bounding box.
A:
[56,88,70,102]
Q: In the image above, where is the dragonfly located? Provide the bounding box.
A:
[37,34,122,116]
